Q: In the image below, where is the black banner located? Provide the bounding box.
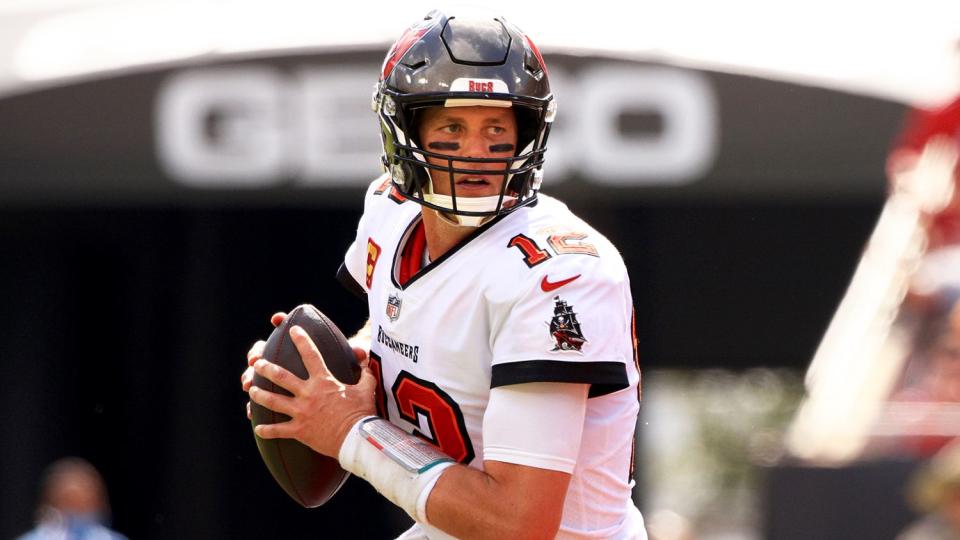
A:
[0,49,905,206]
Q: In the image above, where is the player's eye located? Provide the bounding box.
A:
[440,123,461,134]
[487,126,506,136]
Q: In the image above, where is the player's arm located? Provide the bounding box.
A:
[425,459,570,539]
[422,381,588,539]
[250,324,590,539]
[336,380,587,540]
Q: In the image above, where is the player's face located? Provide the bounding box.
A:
[417,105,518,198]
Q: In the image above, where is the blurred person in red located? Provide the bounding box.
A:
[887,43,960,251]
[877,43,960,459]
[16,457,128,540]
[888,298,960,456]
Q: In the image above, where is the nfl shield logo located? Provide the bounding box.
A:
[386,293,402,322]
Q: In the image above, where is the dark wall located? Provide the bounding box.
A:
[762,459,921,540]
[0,51,904,205]
[0,206,407,539]
[0,199,881,539]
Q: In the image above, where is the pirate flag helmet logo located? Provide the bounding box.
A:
[548,296,587,352]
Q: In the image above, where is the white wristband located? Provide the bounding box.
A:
[338,416,454,522]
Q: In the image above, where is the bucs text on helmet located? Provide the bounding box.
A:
[372,9,557,227]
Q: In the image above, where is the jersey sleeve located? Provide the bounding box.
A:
[489,255,635,398]
[482,382,588,473]
[338,175,390,297]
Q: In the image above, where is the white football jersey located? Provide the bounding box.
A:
[340,175,644,539]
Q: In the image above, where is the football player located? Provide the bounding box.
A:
[242,9,645,539]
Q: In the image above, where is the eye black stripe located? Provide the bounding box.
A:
[489,144,515,153]
[427,141,460,150]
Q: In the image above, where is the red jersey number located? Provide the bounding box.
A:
[508,232,598,267]
[391,371,475,464]
[508,234,552,267]
[367,352,389,419]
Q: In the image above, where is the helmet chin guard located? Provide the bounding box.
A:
[374,9,555,227]
[423,181,519,228]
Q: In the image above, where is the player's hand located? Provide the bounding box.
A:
[248,325,377,458]
[352,346,369,368]
[241,312,287,419]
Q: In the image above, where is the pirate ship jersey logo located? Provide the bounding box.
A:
[386,293,402,322]
[548,296,587,352]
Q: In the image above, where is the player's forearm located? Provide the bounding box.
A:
[338,414,568,539]
[424,461,566,540]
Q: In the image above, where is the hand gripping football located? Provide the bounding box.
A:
[250,304,361,507]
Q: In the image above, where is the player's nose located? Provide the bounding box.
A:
[455,134,503,172]
[459,131,492,159]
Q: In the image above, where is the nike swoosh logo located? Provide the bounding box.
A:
[541,274,581,292]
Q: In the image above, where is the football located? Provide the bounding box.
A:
[250,304,361,507]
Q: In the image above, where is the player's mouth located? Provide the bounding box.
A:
[457,176,490,185]
[455,176,496,194]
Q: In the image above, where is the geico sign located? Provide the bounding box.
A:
[155,64,717,188]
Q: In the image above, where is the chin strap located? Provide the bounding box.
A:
[421,176,516,228]
[423,193,516,227]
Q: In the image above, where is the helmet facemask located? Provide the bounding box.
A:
[378,95,551,227]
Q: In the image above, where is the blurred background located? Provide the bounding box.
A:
[2,1,959,539]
